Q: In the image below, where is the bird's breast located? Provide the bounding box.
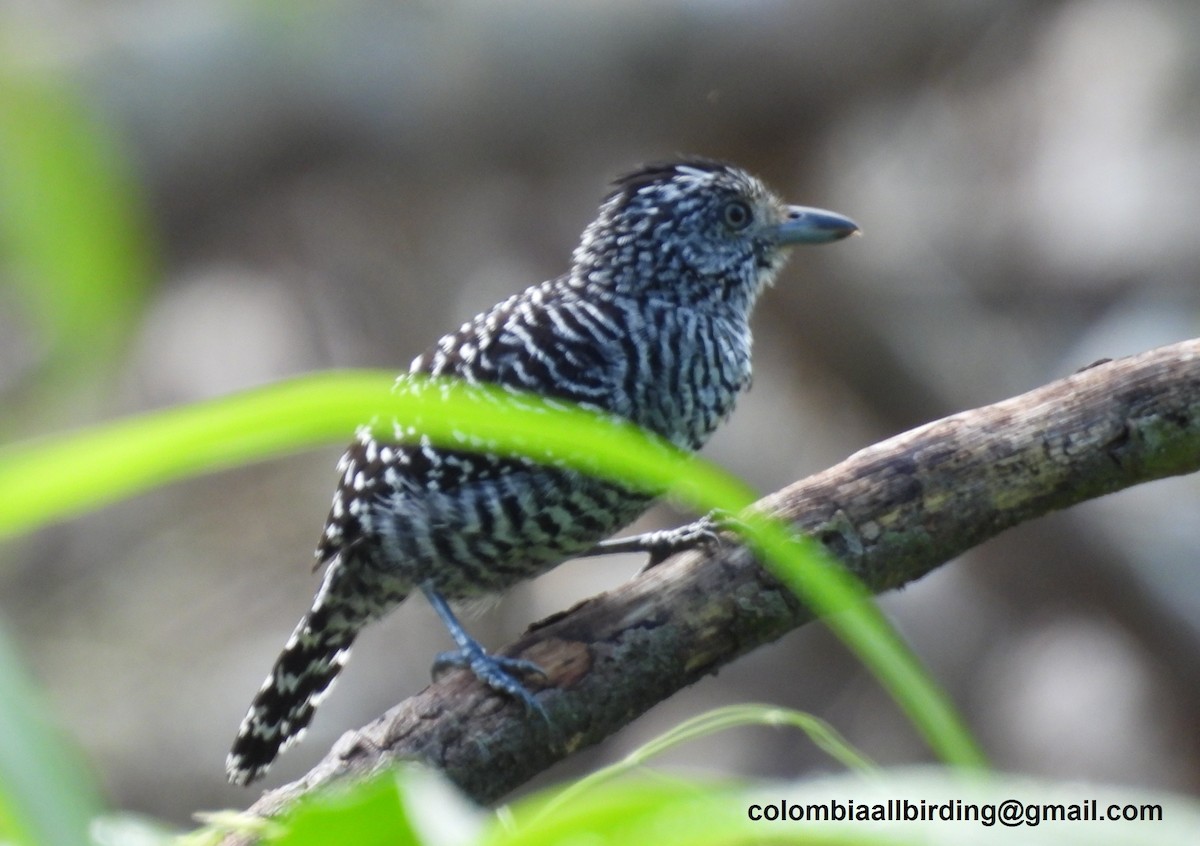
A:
[626,307,752,451]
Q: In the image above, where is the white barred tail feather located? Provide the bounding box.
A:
[225,160,858,784]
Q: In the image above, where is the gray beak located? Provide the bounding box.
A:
[773,205,860,245]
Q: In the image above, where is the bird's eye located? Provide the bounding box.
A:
[722,200,753,231]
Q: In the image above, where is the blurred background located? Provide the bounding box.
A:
[1,0,1199,826]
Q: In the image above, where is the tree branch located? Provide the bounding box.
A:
[231,338,1200,825]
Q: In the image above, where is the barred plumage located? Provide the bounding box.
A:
[227,159,858,785]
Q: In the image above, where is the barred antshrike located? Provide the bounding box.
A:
[227,159,858,785]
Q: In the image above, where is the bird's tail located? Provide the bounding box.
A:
[225,607,357,785]
[226,561,403,786]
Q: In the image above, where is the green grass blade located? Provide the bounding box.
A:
[525,704,877,827]
[0,372,983,769]
[0,371,399,539]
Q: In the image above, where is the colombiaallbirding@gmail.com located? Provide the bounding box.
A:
[227,159,859,786]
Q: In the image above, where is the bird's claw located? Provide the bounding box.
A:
[639,510,739,571]
[432,647,549,717]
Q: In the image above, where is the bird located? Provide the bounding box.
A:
[226,158,859,785]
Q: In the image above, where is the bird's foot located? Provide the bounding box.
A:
[431,646,548,716]
[422,583,548,718]
[582,510,738,571]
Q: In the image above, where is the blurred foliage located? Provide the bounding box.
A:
[0,40,154,846]
[0,627,103,846]
[0,54,155,419]
[517,703,877,826]
[209,705,873,846]
[494,767,1200,846]
[198,757,1200,846]
[0,372,981,774]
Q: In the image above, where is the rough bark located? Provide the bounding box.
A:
[228,338,1200,831]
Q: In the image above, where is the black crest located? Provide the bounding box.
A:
[605,157,735,203]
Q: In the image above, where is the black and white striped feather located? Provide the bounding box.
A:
[227,159,824,785]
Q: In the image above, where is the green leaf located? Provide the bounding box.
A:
[0,624,104,846]
[260,766,482,846]
[491,776,908,846]
[0,56,154,386]
[0,372,983,773]
[497,767,1200,846]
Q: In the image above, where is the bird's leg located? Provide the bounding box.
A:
[579,510,738,571]
[422,584,548,717]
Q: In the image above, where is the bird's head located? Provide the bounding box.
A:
[571,159,858,308]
